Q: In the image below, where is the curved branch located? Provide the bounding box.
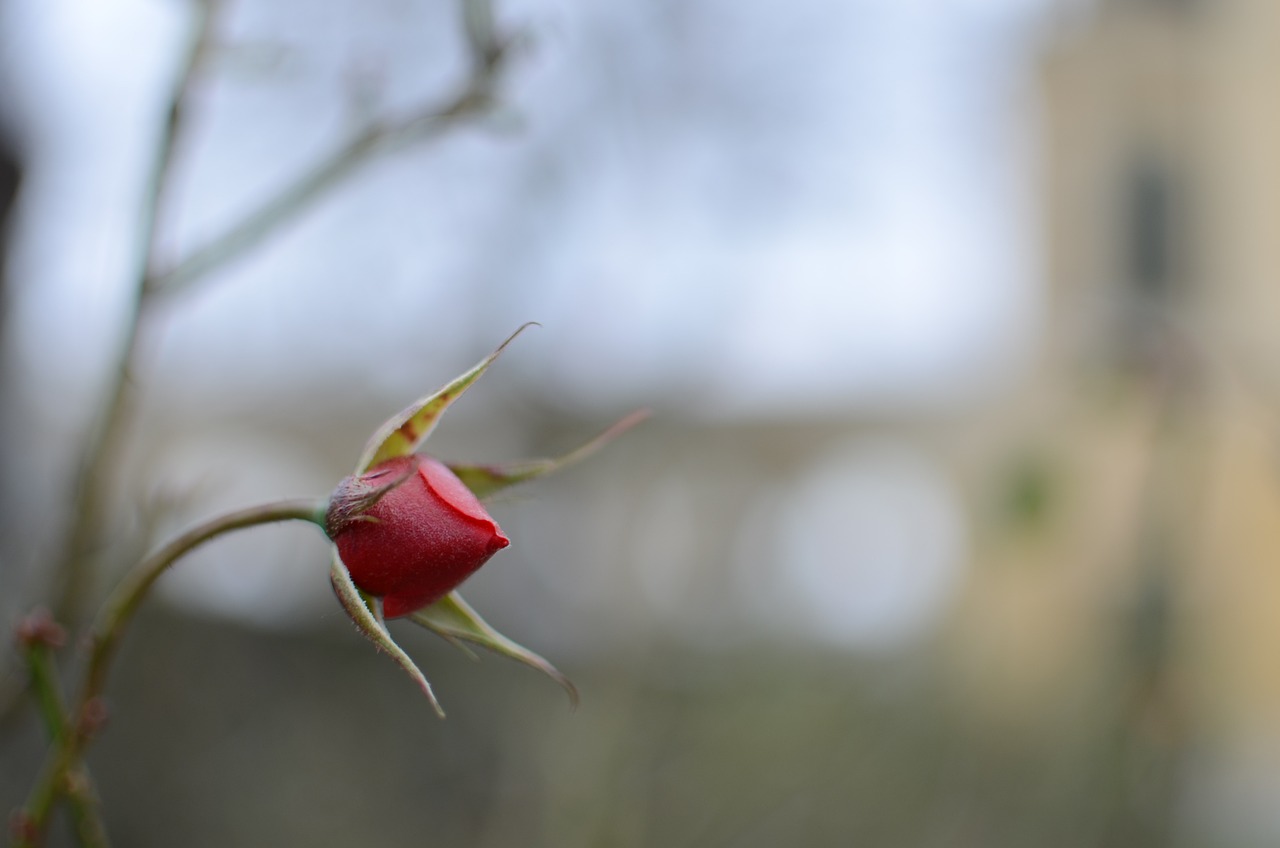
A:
[80,498,325,705]
[18,498,325,844]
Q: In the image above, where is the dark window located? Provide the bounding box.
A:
[1125,160,1177,300]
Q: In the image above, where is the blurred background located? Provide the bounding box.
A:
[4,0,1280,844]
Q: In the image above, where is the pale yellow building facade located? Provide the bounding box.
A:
[949,0,1280,761]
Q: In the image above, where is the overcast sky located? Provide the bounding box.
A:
[2,0,1052,422]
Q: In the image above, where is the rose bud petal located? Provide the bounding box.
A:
[330,454,510,618]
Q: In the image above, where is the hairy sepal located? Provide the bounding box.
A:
[448,409,650,501]
[330,552,445,717]
[355,324,536,473]
[409,591,579,708]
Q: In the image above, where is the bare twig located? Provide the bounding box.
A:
[14,611,110,847]
[145,26,511,300]
[50,0,217,629]
[0,0,218,732]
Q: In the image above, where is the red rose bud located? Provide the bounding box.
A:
[328,454,510,619]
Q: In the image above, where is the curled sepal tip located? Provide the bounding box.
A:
[448,408,651,501]
[408,591,579,709]
[354,323,539,474]
[330,552,446,718]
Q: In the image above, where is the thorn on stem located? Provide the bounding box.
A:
[62,769,90,798]
[76,697,110,740]
[14,608,66,651]
[8,809,37,844]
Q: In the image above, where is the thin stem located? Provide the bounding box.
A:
[18,642,109,847]
[50,0,216,630]
[63,765,110,848]
[80,499,325,708]
[146,38,509,300]
[24,645,69,745]
[0,2,218,735]
[18,741,109,848]
[20,498,326,843]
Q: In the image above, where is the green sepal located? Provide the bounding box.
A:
[354,324,536,474]
[448,409,650,501]
[330,552,446,718]
[408,591,579,708]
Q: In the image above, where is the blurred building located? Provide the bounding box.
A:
[1041,0,1280,727]
[942,0,1280,839]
